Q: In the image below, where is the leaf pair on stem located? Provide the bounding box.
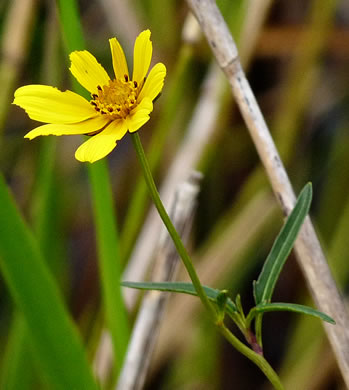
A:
[123,183,335,357]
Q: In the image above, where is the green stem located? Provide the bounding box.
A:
[218,325,284,390]
[130,132,215,318]
[255,313,263,347]
[130,131,284,389]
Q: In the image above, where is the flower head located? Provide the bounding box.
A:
[13,30,166,163]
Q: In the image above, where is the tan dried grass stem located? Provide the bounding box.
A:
[0,0,37,131]
[116,172,201,390]
[186,0,349,385]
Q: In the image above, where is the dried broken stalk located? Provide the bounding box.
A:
[116,172,201,390]
[186,0,349,385]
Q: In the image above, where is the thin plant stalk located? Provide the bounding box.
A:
[120,44,194,263]
[130,132,215,318]
[130,132,284,389]
[218,325,284,390]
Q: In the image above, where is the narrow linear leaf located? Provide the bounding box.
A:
[0,313,35,390]
[57,0,130,373]
[255,302,335,325]
[0,175,97,390]
[88,162,130,371]
[253,183,312,304]
[122,281,238,315]
[2,142,58,389]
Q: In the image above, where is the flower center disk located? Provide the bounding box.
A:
[90,75,138,119]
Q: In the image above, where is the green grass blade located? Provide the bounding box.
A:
[88,161,130,368]
[122,280,238,315]
[254,303,335,325]
[1,19,66,385]
[57,0,130,373]
[0,175,97,390]
[253,183,312,304]
[57,0,84,51]
[1,141,58,390]
[1,313,36,390]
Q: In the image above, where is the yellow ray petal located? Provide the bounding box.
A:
[69,50,110,94]
[131,97,153,115]
[138,63,166,102]
[127,97,152,132]
[109,37,129,80]
[132,30,152,85]
[126,112,150,133]
[75,119,128,163]
[13,85,96,124]
[25,115,109,140]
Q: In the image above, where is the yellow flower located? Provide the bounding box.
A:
[13,30,166,163]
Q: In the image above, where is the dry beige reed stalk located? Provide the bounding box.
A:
[116,172,202,390]
[186,0,349,385]
[93,172,203,384]
[0,0,36,129]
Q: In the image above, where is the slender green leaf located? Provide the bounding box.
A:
[122,281,238,315]
[88,161,130,367]
[235,294,244,317]
[0,175,97,390]
[216,290,229,312]
[254,302,335,325]
[56,0,84,51]
[216,289,229,323]
[1,314,36,390]
[57,0,130,373]
[253,183,312,304]
[2,26,67,387]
